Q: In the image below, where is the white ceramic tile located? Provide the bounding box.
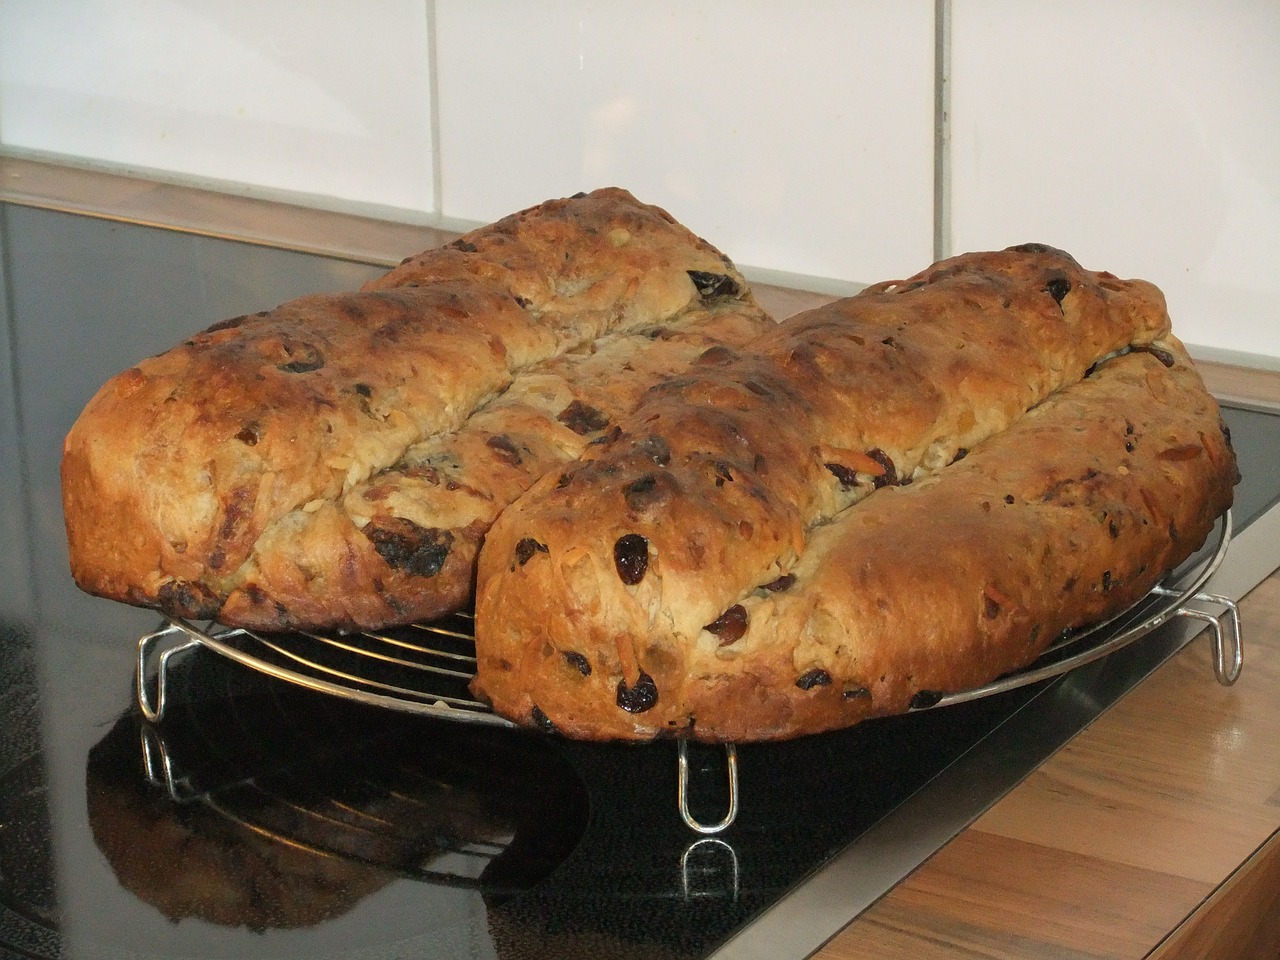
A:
[950,1,1280,361]
[435,0,935,289]
[0,0,435,214]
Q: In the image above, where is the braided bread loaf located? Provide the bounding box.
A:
[472,246,1238,742]
[62,189,771,630]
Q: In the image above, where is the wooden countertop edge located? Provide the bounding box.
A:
[7,155,1280,959]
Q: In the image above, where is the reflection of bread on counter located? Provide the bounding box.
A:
[86,712,390,930]
[84,706,583,930]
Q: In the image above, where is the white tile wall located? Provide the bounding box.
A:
[0,0,1276,361]
[0,0,435,214]
[433,0,936,285]
[949,0,1280,363]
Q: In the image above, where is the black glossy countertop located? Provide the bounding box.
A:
[3,202,1279,960]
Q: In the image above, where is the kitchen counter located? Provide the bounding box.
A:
[4,155,1278,960]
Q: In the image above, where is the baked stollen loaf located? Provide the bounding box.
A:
[63,188,768,630]
[472,246,1239,742]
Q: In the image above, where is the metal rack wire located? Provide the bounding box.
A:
[136,512,1240,834]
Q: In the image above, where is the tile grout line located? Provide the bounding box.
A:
[933,0,952,263]
[426,0,444,222]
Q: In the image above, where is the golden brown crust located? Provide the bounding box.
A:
[472,248,1238,742]
[62,188,764,630]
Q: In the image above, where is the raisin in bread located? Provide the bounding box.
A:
[472,246,1238,741]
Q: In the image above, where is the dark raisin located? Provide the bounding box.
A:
[712,461,734,487]
[1134,344,1177,367]
[235,424,260,446]
[1125,440,1136,453]
[564,651,592,676]
[276,340,325,373]
[354,382,373,398]
[634,434,671,466]
[514,537,548,566]
[795,669,832,690]
[451,239,479,252]
[570,190,588,199]
[156,579,224,620]
[842,686,871,701]
[614,534,650,584]
[763,574,796,593]
[825,462,859,488]
[486,433,523,466]
[1109,519,1121,539]
[1045,275,1071,304]
[951,447,969,464]
[1101,570,1113,592]
[984,595,1001,619]
[704,604,748,644]
[866,448,898,487]
[557,400,610,435]
[555,473,573,489]
[1004,494,1016,505]
[588,426,623,448]
[616,671,658,713]
[531,705,557,733]
[910,690,944,710]
[363,518,453,577]
[687,270,741,300]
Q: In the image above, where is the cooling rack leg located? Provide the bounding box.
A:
[677,741,739,835]
[136,624,202,723]
[1174,592,1243,686]
[681,837,740,902]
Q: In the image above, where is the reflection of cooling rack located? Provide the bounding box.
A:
[136,512,1239,835]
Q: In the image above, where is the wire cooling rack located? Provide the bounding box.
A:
[135,512,1240,834]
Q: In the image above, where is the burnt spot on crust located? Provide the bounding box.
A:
[486,433,523,467]
[563,651,592,676]
[623,472,680,512]
[558,400,610,435]
[616,671,658,713]
[614,534,650,584]
[156,579,224,620]
[634,434,672,466]
[704,604,749,644]
[910,690,944,710]
[363,518,454,578]
[687,270,742,301]
[695,345,736,366]
[276,340,326,374]
[530,705,557,733]
[795,669,832,691]
[514,537,549,566]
